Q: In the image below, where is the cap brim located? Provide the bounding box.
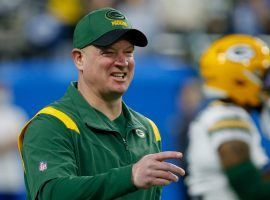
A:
[91,29,148,47]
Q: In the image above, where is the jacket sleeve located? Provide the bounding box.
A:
[38,166,137,200]
[225,160,270,200]
[22,115,137,200]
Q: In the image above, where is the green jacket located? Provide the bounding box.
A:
[19,82,162,200]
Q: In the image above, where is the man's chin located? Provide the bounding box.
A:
[112,86,128,95]
[112,90,126,98]
[103,90,126,101]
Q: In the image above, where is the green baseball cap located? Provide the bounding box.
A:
[73,7,148,49]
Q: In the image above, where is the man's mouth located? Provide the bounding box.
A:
[111,72,127,79]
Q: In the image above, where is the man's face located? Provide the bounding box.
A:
[78,39,135,100]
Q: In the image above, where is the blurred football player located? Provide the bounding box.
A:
[185,34,270,200]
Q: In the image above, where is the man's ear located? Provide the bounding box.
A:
[71,49,84,70]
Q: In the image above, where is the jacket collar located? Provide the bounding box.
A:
[66,82,145,132]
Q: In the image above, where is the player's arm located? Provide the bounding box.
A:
[218,141,270,200]
[218,140,250,169]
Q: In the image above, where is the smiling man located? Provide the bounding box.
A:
[18,7,185,200]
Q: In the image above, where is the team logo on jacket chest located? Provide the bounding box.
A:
[39,161,47,172]
[135,129,146,138]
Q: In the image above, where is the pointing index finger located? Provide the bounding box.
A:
[151,151,183,161]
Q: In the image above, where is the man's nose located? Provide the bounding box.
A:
[114,54,128,66]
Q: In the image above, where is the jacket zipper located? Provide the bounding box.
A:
[122,137,128,150]
[113,131,129,151]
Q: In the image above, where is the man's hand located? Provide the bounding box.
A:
[132,151,185,189]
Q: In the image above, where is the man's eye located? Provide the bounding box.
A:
[125,51,134,56]
[101,51,114,56]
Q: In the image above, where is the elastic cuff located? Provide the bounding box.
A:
[110,164,138,194]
